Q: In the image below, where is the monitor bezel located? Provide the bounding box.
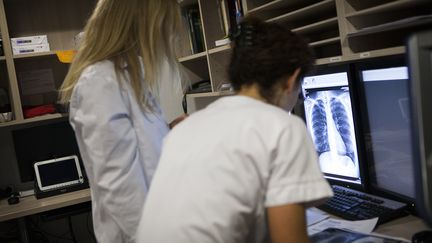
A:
[299,63,367,191]
[353,55,417,212]
[34,155,84,192]
[407,29,432,225]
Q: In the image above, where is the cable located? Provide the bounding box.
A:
[68,216,78,243]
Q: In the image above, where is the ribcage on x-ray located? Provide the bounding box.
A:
[330,97,355,163]
[311,100,330,154]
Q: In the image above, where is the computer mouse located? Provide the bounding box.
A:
[7,195,19,205]
[412,230,432,243]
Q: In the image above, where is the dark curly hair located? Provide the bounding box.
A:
[229,17,315,102]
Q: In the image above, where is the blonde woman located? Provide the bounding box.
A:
[59,0,183,242]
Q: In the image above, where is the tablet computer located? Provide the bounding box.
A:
[34,155,84,192]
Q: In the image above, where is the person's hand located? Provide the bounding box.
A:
[169,114,188,129]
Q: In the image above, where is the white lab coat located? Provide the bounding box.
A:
[69,60,169,243]
[137,95,333,243]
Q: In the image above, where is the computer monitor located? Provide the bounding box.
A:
[407,29,432,226]
[12,120,82,183]
[354,56,416,209]
[301,65,365,189]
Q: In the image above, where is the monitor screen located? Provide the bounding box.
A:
[37,158,80,188]
[12,120,82,182]
[302,70,362,185]
[358,64,415,200]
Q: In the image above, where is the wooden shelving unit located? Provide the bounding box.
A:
[178,0,432,103]
[292,17,338,34]
[178,51,207,63]
[267,0,336,24]
[0,113,67,128]
[208,44,231,54]
[247,0,320,19]
[345,0,431,20]
[0,0,97,126]
[0,0,430,115]
[310,37,340,47]
[341,0,432,54]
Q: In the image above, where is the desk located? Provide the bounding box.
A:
[0,189,91,243]
[311,209,431,241]
[0,192,429,242]
[375,214,431,240]
[0,188,91,222]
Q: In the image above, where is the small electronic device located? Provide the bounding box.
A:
[34,155,84,193]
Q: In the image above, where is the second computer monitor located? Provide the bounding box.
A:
[301,65,363,187]
[355,56,415,205]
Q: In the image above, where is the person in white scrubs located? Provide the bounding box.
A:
[58,0,184,242]
[137,17,333,243]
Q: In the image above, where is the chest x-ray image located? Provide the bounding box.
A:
[303,86,360,179]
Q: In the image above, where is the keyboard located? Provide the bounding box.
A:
[318,185,408,224]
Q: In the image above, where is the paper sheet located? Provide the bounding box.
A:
[308,217,379,236]
[307,208,330,226]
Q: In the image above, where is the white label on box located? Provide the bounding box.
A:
[19,69,56,96]
[12,43,50,55]
[215,38,231,47]
[329,56,342,62]
[360,52,371,58]
[11,35,48,46]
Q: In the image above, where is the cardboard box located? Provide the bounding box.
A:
[12,43,50,55]
[11,35,48,46]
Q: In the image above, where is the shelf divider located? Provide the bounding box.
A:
[0,0,23,120]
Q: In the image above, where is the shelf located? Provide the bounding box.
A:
[178,52,207,63]
[313,46,405,65]
[186,90,234,98]
[248,0,317,16]
[267,0,335,24]
[208,44,232,54]
[347,15,432,38]
[13,51,56,59]
[309,37,340,47]
[292,17,338,34]
[345,46,406,60]
[315,56,344,65]
[0,113,68,127]
[0,188,90,222]
[178,0,198,7]
[346,0,431,20]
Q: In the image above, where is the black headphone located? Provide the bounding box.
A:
[7,192,20,205]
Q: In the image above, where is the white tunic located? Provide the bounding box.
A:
[137,95,333,243]
[69,60,169,243]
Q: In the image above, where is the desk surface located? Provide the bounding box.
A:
[375,214,431,240]
[0,188,91,222]
[0,189,429,240]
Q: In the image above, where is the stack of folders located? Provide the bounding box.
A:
[183,5,204,54]
[215,0,243,47]
[11,35,50,55]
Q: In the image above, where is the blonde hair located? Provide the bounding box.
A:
[59,0,181,110]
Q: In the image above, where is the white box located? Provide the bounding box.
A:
[12,43,50,55]
[11,35,48,46]
[215,38,231,47]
